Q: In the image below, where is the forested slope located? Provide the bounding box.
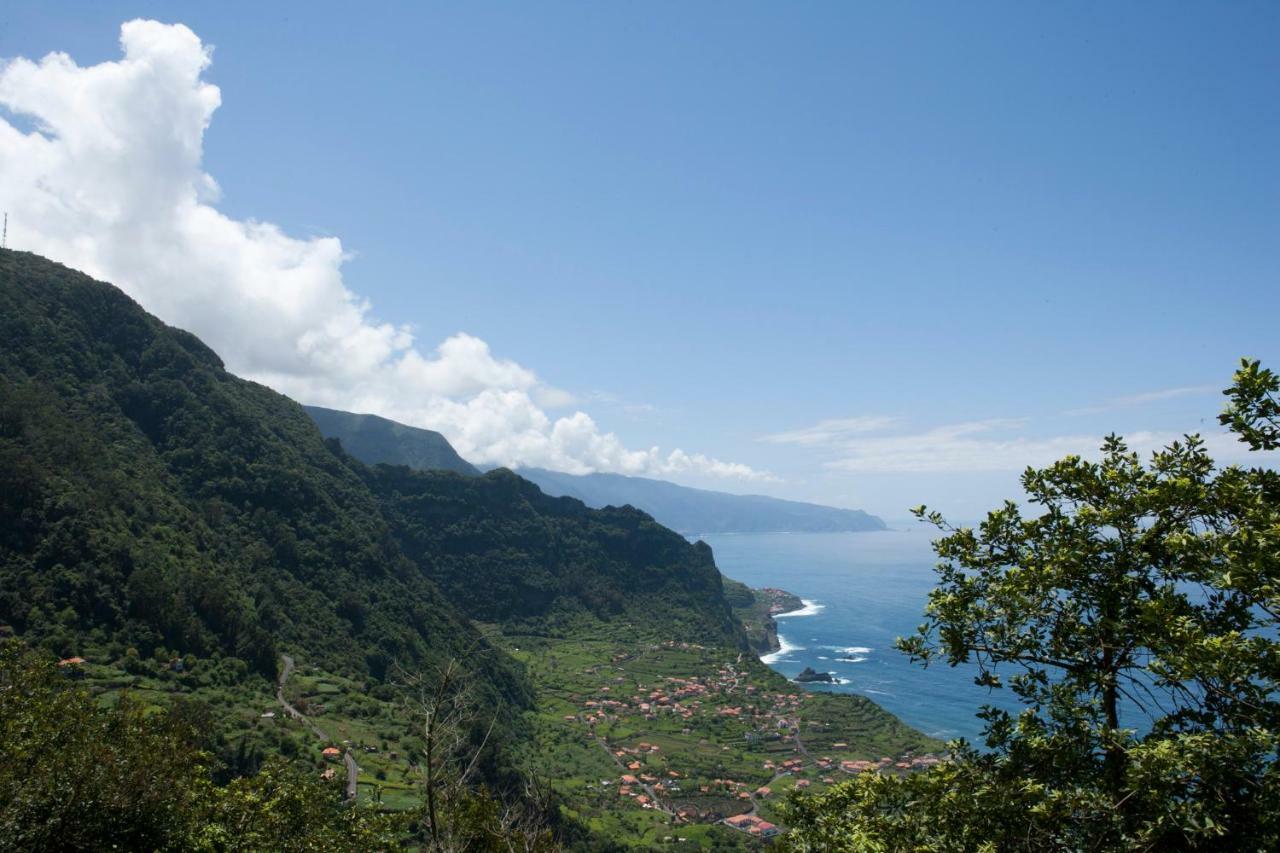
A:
[0,248,750,688]
[0,249,523,700]
[368,464,749,646]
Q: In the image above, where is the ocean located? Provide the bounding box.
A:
[701,527,1025,744]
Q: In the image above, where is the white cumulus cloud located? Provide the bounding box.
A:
[0,20,770,482]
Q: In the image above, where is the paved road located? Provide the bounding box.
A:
[589,727,673,815]
[277,653,360,801]
[343,750,360,801]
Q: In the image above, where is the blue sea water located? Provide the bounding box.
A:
[701,527,1025,744]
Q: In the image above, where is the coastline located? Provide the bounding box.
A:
[724,579,805,656]
[762,598,825,663]
[703,529,994,745]
[760,632,804,664]
[773,598,826,619]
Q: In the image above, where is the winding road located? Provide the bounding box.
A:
[277,653,360,801]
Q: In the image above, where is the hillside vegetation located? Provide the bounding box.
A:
[0,249,519,695]
[370,464,747,646]
[0,249,939,848]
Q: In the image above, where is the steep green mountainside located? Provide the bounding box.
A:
[304,404,480,476]
[0,250,940,848]
[516,467,887,534]
[0,249,522,700]
[367,464,748,647]
[0,247,754,685]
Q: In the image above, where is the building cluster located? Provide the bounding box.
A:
[561,642,947,836]
[566,662,809,738]
[839,753,943,774]
[723,813,781,838]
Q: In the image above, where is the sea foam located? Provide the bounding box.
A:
[760,634,804,664]
[774,599,825,618]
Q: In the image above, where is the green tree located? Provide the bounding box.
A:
[783,360,1280,852]
[398,656,559,852]
[0,640,403,851]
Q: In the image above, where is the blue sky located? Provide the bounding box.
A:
[2,3,1277,519]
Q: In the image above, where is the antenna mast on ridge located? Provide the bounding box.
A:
[2,213,6,249]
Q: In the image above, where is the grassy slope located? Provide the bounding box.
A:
[505,625,944,849]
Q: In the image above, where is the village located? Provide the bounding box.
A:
[511,636,947,845]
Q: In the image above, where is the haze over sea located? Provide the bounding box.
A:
[701,528,1024,744]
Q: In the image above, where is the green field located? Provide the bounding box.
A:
[503,629,944,848]
[66,615,942,848]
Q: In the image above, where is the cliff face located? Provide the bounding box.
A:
[761,616,780,655]
[722,578,803,656]
[365,465,751,648]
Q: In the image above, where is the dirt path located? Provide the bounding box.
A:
[277,653,360,801]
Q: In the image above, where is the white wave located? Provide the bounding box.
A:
[760,634,804,664]
[826,645,873,655]
[774,599,824,618]
[817,656,829,660]
[840,656,868,664]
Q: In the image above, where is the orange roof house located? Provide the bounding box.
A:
[322,747,341,760]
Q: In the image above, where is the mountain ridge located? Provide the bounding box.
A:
[0,248,750,681]
[299,402,887,533]
[516,466,887,534]
[303,404,480,477]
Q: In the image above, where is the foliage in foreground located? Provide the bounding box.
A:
[0,640,403,851]
[0,640,572,852]
[782,359,1280,852]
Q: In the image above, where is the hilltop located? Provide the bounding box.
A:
[303,405,480,476]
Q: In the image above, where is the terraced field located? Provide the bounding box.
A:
[504,632,943,848]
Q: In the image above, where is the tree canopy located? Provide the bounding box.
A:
[0,640,403,852]
[783,359,1280,852]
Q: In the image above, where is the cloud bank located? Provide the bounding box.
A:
[0,20,769,481]
[767,415,1265,474]
[1063,385,1219,417]
[760,416,901,446]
